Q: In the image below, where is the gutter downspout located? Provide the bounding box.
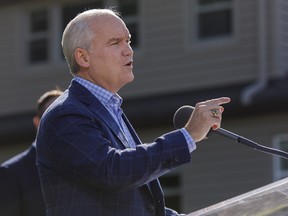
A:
[241,0,268,106]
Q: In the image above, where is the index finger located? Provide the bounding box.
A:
[210,97,231,106]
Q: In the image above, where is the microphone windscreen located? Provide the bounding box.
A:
[173,105,194,129]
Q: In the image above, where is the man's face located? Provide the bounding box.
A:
[80,14,134,93]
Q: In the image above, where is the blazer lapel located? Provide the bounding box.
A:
[122,112,142,145]
[69,81,130,149]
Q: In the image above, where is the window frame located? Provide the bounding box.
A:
[184,0,238,49]
[26,7,51,65]
[197,0,233,39]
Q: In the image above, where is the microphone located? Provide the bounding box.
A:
[173,105,288,159]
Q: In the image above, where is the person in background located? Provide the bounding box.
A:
[0,89,63,216]
[36,8,231,216]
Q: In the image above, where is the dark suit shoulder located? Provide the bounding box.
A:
[0,144,46,216]
[0,161,21,215]
[1,145,36,173]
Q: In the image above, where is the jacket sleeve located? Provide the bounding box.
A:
[165,207,186,216]
[37,108,192,192]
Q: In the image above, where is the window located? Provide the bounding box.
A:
[28,9,49,63]
[26,1,104,65]
[272,135,288,181]
[159,174,182,212]
[197,0,233,40]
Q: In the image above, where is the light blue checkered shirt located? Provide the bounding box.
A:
[73,76,196,152]
[74,76,136,148]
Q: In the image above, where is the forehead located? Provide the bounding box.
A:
[92,14,130,40]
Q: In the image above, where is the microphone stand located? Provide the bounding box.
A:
[214,128,288,159]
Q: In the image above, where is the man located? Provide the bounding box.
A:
[0,89,62,216]
[36,9,231,216]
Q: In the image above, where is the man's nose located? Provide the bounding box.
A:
[123,43,133,56]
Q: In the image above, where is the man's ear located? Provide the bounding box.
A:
[75,48,90,68]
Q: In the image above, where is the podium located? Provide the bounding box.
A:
[187,177,288,216]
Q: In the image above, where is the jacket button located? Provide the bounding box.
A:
[147,204,155,212]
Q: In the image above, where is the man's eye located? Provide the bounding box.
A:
[110,40,119,45]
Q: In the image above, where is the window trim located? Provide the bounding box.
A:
[26,7,50,65]
[22,4,65,68]
[184,0,238,50]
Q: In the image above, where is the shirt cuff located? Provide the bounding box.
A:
[180,128,196,153]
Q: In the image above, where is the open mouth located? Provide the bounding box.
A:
[125,61,133,67]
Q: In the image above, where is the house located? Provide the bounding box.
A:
[1,0,288,213]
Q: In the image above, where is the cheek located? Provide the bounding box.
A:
[90,53,108,71]
[91,49,121,74]
[96,52,118,68]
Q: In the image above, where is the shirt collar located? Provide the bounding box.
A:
[73,76,123,108]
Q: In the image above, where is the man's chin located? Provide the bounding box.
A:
[127,73,135,83]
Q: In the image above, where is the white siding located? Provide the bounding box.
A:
[121,0,260,98]
[0,4,71,116]
[276,0,288,76]
[0,0,271,107]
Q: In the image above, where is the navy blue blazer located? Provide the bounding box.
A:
[0,143,46,216]
[36,80,191,216]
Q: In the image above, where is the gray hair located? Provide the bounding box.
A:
[61,8,119,75]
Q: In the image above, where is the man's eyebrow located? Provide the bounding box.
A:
[107,37,120,44]
[107,34,131,44]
